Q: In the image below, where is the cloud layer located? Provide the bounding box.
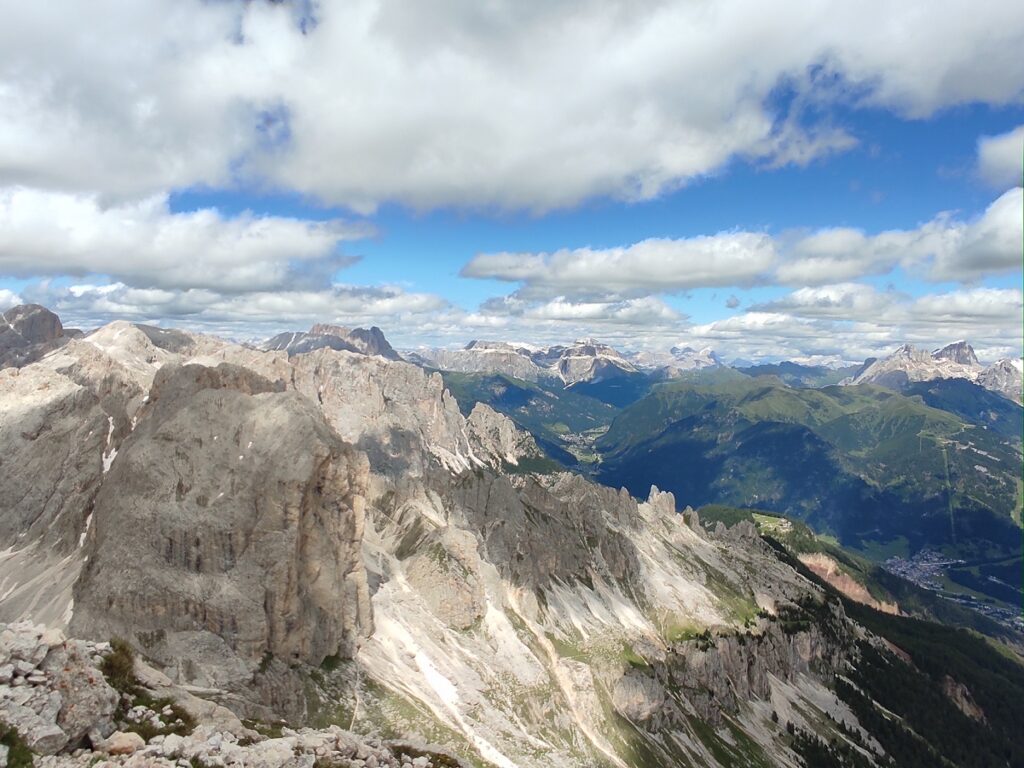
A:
[3,0,1024,210]
[464,188,1024,301]
[0,1,1022,361]
[462,235,776,300]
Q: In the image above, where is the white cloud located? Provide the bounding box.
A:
[2,1,1024,210]
[709,284,1023,361]
[462,190,1022,302]
[0,187,369,292]
[776,188,1024,284]
[463,234,776,300]
[494,295,680,324]
[0,288,22,310]
[925,187,1024,281]
[25,280,448,340]
[978,125,1024,188]
[752,283,900,317]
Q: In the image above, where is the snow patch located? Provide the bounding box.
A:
[101,416,117,473]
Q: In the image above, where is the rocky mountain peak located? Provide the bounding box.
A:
[262,323,401,361]
[3,303,63,341]
[0,303,77,369]
[667,345,722,369]
[933,340,981,368]
[978,357,1024,404]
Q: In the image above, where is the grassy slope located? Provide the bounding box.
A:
[736,362,861,388]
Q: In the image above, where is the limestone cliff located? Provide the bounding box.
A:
[70,363,372,691]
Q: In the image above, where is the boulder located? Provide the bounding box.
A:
[41,639,118,746]
[99,730,145,755]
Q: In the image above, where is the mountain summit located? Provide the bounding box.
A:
[844,340,1022,403]
[932,340,982,368]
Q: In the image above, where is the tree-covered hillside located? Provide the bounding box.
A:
[596,378,1022,564]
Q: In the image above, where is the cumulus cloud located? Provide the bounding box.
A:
[463,234,776,300]
[0,288,23,311]
[752,283,901,317]
[483,295,681,325]
[978,125,1024,188]
[3,1,1024,210]
[0,187,369,292]
[462,189,1022,304]
[776,188,1024,284]
[704,285,1023,361]
[24,280,448,340]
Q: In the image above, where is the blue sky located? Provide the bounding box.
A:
[1,1,1022,362]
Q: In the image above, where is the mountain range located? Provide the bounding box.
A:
[2,305,1023,768]
[415,337,1023,406]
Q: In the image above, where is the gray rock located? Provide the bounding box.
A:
[98,731,145,755]
[0,304,69,370]
[71,363,372,690]
[41,640,118,747]
[25,723,68,755]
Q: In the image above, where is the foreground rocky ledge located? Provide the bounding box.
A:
[0,622,468,768]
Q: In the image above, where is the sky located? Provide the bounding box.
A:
[0,0,1022,363]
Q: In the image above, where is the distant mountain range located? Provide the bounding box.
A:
[413,336,1023,405]
[843,341,1022,404]
[418,336,1023,620]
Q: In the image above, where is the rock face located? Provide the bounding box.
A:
[70,363,372,688]
[977,358,1023,404]
[553,338,640,385]
[263,323,402,361]
[0,622,118,754]
[0,364,107,553]
[0,304,76,369]
[411,337,642,386]
[933,340,981,368]
[412,341,556,383]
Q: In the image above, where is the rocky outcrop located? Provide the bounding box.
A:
[0,621,470,768]
[446,470,644,592]
[0,622,118,755]
[0,365,107,554]
[610,597,851,729]
[465,402,541,466]
[70,363,372,689]
[941,675,986,722]
[977,358,1023,404]
[412,342,556,382]
[554,338,640,385]
[0,321,231,629]
[0,304,76,369]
